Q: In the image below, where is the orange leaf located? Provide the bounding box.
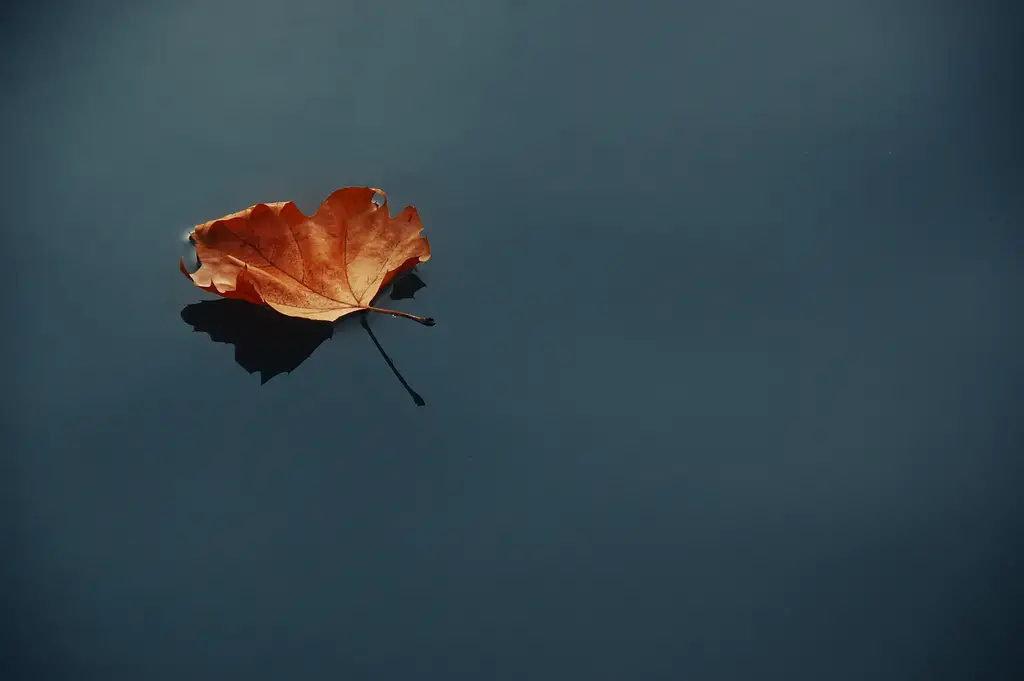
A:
[180,187,433,325]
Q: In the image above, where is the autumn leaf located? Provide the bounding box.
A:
[180,186,433,324]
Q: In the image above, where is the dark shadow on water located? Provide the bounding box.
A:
[360,314,425,406]
[390,272,426,300]
[180,278,428,405]
[180,299,334,385]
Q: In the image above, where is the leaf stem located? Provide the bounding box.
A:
[363,306,435,326]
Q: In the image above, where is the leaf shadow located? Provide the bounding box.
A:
[179,272,428,404]
[390,272,426,300]
[180,299,333,385]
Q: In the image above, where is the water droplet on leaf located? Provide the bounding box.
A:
[181,229,200,273]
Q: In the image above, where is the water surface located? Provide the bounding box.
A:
[3,1,1021,679]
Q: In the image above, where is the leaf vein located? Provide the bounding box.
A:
[224,223,357,310]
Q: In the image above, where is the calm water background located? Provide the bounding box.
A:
[3,1,1021,679]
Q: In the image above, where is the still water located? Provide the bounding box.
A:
[3,1,1021,679]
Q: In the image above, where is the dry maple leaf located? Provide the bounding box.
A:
[180,186,433,324]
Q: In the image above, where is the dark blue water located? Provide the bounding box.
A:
[4,1,1022,679]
